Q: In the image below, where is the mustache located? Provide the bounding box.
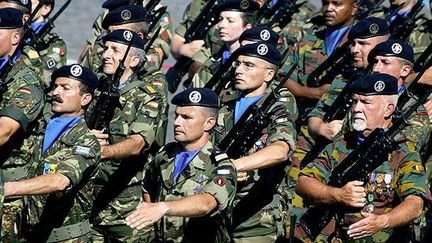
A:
[353,113,366,120]
[47,95,63,103]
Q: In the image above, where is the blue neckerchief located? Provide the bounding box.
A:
[388,8,410,22]
[173,148,202,182]
[31,21,46,34]
[325,25,351,56]
[234,95,264,124]
[357,133,366,145]
[221,45,231,65]
[398,85,405,94]
[117,75,132,90]
[42,116,82,156]
[0,50,22,73]
[272,0,279,14]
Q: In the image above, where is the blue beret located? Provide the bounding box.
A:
[368,39,414,64]
[348,17,389,40]
[234,42,282,66]
[4,0,31,12]
[102,5,147,30]
[239,25,280,47]
[102,0,129,10]
[218,0,259,13]
[172,88,219,108]
[0,8,23,29]
[51,64,99,90]
[349,73,398,96]
[102,29,144,49]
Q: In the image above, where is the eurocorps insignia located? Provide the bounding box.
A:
[21,0,28,5]
[260,29,270,41]
[257,43,268,56]
[374,80,385,92]
[189,91,201,103]
[121,10,132,21]
[70,64,83,77]
[123,30,133,41]
[240,0,249,10]
[369,23,379,35]
[391,43,403,54]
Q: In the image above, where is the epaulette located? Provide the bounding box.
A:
[210,148,228,166]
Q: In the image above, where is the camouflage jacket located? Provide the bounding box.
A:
[89,73,162,226]
[25,117,101,238]
[213,87,298,237]
[300,132,431,242]
[35,31,68,89]
[0,55,45,183]
[143,140,237,243]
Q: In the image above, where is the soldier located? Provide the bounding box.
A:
[190,0,259,88]
[27,0,68,89]
[296,73,431,242]
[213,42,297,241]
[3,64,101,242]
[0,8,45,241]
[79,0,173,68]
[126,88,237,242]
[281,0,358,119]
[88,29,163,242]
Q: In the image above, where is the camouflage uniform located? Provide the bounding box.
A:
[300,132,432,242]
[89,73,163,242]
[143,140,237,242]
[0,54,45,241]
[82,4,173,68]
[23,118,101,242]
[370,7,432,59]
[213,87,298,240]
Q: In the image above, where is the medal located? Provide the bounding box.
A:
[365,204,374,213]
[367,193,374,203]
[376,173,384,184]
[384,173,392,188]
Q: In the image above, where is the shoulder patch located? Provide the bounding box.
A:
[145,85,156,94]
[73,146,92,156]
[27,49,40,59]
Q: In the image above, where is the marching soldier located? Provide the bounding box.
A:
[126,88,237,242]
[4,64,101,242]
[0,8,45,241]
[88,29,163,242]
[213,42,297,241]
[296,73,431,242]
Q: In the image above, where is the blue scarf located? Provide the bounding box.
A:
[42,116,82,156]
[325,25,351,56]
[234,95,264,124]
[0,50,22,74]
[118,75,132,90]
[172,148,201,182]
[221,45,232,65]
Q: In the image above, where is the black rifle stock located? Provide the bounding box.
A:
[306,39,354,88]
[145,0,160,15]
[356,0,385,20]
[217,64,297,158]
[165,0,219,93]
[147,6,166,34]
[266,0,307,30]
[87,36,134,130]
[299,54,432,241]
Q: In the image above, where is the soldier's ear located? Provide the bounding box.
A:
[400,64,411,78]
[129,55,140,69]
[351,1,359,17]
[204,116,216,132]
[81,93,93,107]
[11,31,21,46]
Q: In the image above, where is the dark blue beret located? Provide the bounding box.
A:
[368,39,414,64]
[102,0,129,10]
[349,73,398,96]
[239,25,280,47]
[5,0,31,12]
[348,17,389,40]
[0,8,23,29]
[51,64,99,90]
[172,88,219,108]
[102,29,144,49]
[218,0,260,13]
[102,5,147,30]
[234,42,282,66]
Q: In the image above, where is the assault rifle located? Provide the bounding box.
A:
[299,70,365,168]
[389,0,424,40]
[26,0,71,51]
[217,64,297,158]
[266,0,307,30]
[299,55,432,241]
[144,0,160,15]
[147,5,167,34]
[306,39,354,88]
[356,0,385,20]
[87,35,134,130]
[165,0,219,93]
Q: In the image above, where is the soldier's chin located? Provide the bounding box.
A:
[352,121,366,132]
